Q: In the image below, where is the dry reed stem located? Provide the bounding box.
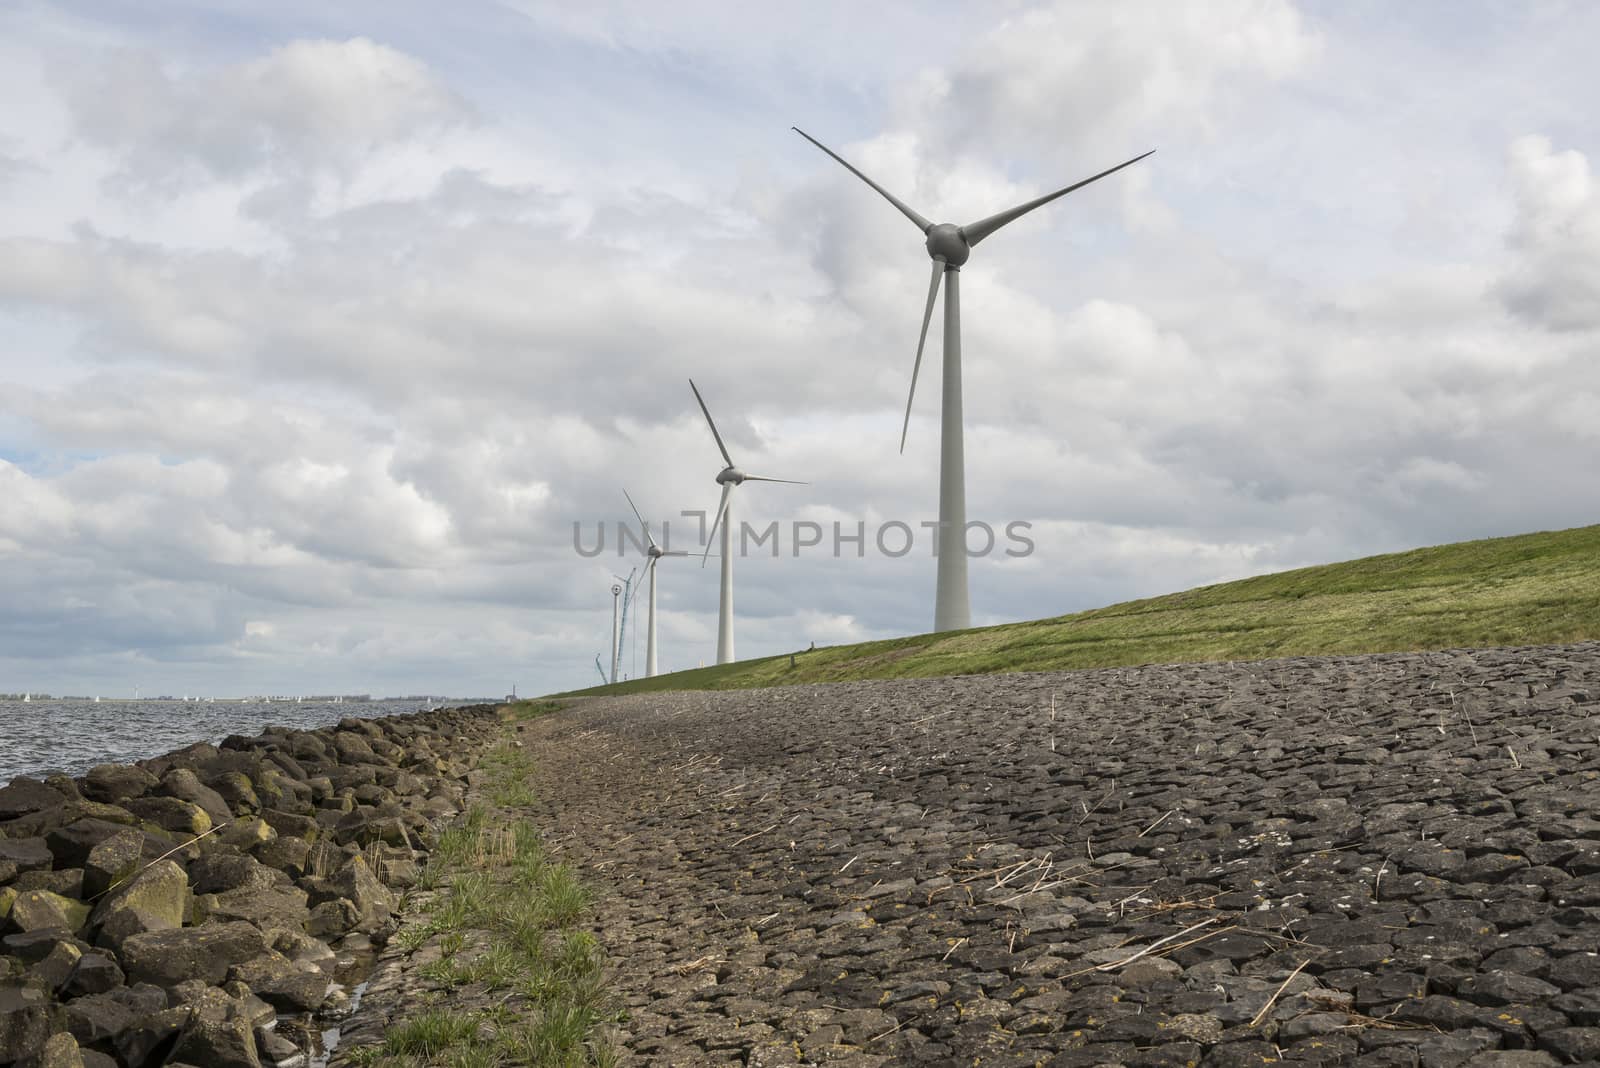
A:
[89,816,239,902]
[1250,958,1311,1028]
[1092,917,1218,972]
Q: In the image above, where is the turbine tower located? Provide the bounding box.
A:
[622,489,689,678]
[689,378,805,665]
[608,581,623,684]
[793,128,1152,632]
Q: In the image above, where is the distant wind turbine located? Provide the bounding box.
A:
[793,127,1153,632]
[622,488,690,678]
[689,378,805,665]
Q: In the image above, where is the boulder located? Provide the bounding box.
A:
[218,818,275,851]
[92,860,188,932]
[0,886,15,924]
[82,829,144,900]
[0,837,53,876]
[27,939,82,990]
[304,855,393,932]
[259,809,318,842]
[8,801,136,841]
[271,929,335,973]
[156,770,233,827]
[14,868,84,898]
[17,1029,84,1068]
[94,908,171,954]
[45,818,159,870]
[119,921,268,988]
[332,733,376,764]
[122,797,211,837]
[228,950,329,1011]
[0,779,66,821]
[2,930,92,964]
[207,773,259,815]
[63,984,167,1047]
[11,890,91,934]
[112,1005,189,1068]
[62,953,124,998]
[22,1030,84,1068]
[0,984,54,1065]
[167,987,262,1068]
[80,765,158,806]
[251,836,309,878]
[306,899,359,939]
[197,882,310,933]
[188,853,277,895]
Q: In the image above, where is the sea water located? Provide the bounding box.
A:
[0,697,486,783]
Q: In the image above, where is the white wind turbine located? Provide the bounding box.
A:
[622,489,690,678]
[793,127,1153,632]
[689,378,805,665]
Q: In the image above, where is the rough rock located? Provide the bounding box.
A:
[79,765,157,806]
[119,921,269,988]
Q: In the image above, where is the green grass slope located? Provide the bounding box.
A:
[557,523,1600,698]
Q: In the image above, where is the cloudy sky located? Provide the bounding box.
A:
[2,1,1597,698]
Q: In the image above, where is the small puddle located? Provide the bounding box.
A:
[273,944,380,1068]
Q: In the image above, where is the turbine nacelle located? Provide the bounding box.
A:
[925,223,969,267]
[716,466,746,486]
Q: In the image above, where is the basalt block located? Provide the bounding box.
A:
[0,779,68,821]
[227,949,329,1011]
[122,797,211,838]
[0,838,52,877]
[91,860,188,933]
[119,921,268,988]
[23,1030,84,1068]
[79,765,158,806]
[62,983,167,1048]
[82,829,144,901]
[303,856,392,933]
[62,952,124,998]
[195,883,310,933]
[206,773,259,816]
[10,891,91,934]
[45,818,164,871]
[154,770,232,828]
[0,983,54,1065]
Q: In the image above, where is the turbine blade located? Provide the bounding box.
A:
[742,475,808,484]
[792,127,933,234]
[902,259,944,453]
[961,150,1155,248]
[702,483,733,566]
[622,488,658,550]
[662,550,692,557]
[689,378,734,468]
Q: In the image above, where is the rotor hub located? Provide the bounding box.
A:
[925,222,969,267]
[647,545,664,559]
[717,466,744,486]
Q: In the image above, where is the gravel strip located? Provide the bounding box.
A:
[507,642,1600,1066]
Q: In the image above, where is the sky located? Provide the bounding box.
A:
[1,1,1597,698]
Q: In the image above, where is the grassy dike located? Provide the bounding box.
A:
[563,523,1600,696]
[344,702,618,1068]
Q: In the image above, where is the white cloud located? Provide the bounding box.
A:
[1499,135,1600,331]
[61,37,471,186]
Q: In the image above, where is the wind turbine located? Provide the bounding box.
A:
[793,127,1153,632]
[608,581,623,684]
[689,378,805,665]
[622,489,689,678]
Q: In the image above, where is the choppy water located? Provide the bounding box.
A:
[0,698,488,784]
